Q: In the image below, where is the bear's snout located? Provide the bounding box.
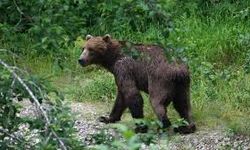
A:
[78,59,86,66]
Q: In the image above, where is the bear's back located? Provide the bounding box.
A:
[119,41,166,63]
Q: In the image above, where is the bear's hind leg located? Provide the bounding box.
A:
[173,85,196,134]
[148,79,172,129]
[150,95,171,129]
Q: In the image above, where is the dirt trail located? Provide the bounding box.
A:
[71,102,250,150]
[20,101,250,150]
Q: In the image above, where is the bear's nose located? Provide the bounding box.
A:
[78,59,85,65]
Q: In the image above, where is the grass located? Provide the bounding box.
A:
[168,16,250,66]
[162,12,250,134]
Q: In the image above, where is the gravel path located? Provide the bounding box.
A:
[19,101,250,150]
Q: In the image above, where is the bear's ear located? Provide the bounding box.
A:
[103,34,111,42]
[86,34,93,40]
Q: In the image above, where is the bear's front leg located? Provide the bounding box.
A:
[120,81,145,133]
[98,92,126,124]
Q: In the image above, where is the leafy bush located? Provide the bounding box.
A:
[89,124,158,150]
[0,0,171,58]
[0,55,83,149]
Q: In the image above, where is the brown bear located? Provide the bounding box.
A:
[78,34,196,134]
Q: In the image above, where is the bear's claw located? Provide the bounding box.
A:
[98,116,111,123]
[98,116,120,124]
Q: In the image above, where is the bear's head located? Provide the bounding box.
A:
[78,34,120,67]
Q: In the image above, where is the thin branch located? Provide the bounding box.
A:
[11,75,16,88]
[28,81,49,117]
[9,77,16,98]
[0,59,67,150]
[0,49,19,58]
[13,0,24,27]
[45,132,52,145]
[13,0,24,15]
[15,14,22,27]
[29,81,46,100]
[0,59,50,126]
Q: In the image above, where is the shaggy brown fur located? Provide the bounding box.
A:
[78,34,196,134]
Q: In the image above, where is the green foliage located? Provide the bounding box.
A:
[89,124,158,150]
[64,69,116,102]
[0,0,171,59]
[0,58,83,149]
[0,69,22,132]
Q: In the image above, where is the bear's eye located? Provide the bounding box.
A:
[89,51,96,56]
[88,48,94,51]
